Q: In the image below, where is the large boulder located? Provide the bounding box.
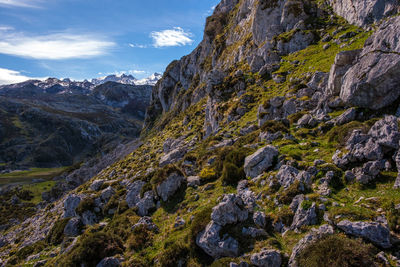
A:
[291,202,317,230]
[340,16,400,109]
[126,180,156,216]
[276,165,312,190]
[196,221,239,259]
[327,50,361,96]
[288,224,334,267]
[337,220,392,248]
[63,194,83,218]
[329,0,399,27]
[156,172,185,202]
[64,217,82,237]
[211,194,248,226]
[244,145,278,178]
[250,248,282,267]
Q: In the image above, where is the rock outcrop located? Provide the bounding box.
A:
[250,248,282,267]
[329,0,399,27]
[244,146,278,178]
[340,16,400,109]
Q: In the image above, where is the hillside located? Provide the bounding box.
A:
[1,0,400,266]
[0,80,152,170]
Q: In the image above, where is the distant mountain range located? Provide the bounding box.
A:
[0,75,156,168]
[91,73,162,86]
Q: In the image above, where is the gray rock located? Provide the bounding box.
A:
[96,257,121,267]
[259,131,282,143]
[159,146,187,167]
[344,170,356,183]
[289,194,305,212]
[337,220,391,248]
[276,165,305,189]
[307,72,328,91]
[291,202,317,229]
[64,217,82,237]
[126,180,155,216]
[329,0,399,27]
[132,216,159,232]
[0,238,6,248]
[174,216,185,228]
[82,210,97,225]
[100,186,115,203]
[355,160,385,184]
[289,224,334,267]
[334,108,356,126]
[33,260,47,267]
[211,194,248,226]
[240,125,258,136]
[340,16,400,109]
[156,172,185,202]
[253,211,267,228]
[368,116,400,150]
[251,248,282,267]
[244,146,278,178]
[90,180,104,191]
[187,176,201,187]
[63,194,82,218]
[196,221,239,259]
[327,50,361,96]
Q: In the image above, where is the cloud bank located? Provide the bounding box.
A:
[0,68,40,85]
[0,0,42,8]
[0,30,115,60]
[150,27,193,48]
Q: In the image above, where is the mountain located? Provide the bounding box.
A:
[135,73,162,86]
[91,73,162,86]
[0,79,152,169]
[1,1,400,266]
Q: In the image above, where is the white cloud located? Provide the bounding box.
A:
[0,30,115,60]
[0,0,42,8]
[129,43,147,48]
[0,68,42,85]
[150,27,193,48]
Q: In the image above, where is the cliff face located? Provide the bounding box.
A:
[2,1,400,267]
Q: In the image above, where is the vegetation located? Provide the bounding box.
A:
[298,234,377,267]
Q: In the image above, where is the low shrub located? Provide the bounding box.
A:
[158,242,189,267]
[151,164,183,186]
[127,224,153,251]
[60,231,124,266]
[298,234,377,267]
[387,202,400,233]
[260,120,289,133]
[47,218,70,245]
[221,162,245,185]
[199,167,218,181]
[277,181,303,204]
[76,197,95,215]
[189,207,213,245]
[11,240,47,263]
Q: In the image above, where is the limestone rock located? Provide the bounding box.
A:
[90,180,104,191]
[187,176,201,187]
[242,227,267,238]
[63,194,82,218]
[82,210,97,226]
[211,194,248,226]
[253,211,267,228]
[64,217,82,237]
[132,216,159,232]
[244,146,278,178]
[251,248,282,267]
[291,202,317,229]
[156,172,185,202]
[334,108,356,126]
[327,50,361,96]
[196,221,239,259]
[289,224,334,267]
[126,181,155,216]
[329,0,399,27]
[337,220,391,248]
[100,186,115,203]
[340,16,400,109]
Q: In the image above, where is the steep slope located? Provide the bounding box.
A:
[1,0,400,267]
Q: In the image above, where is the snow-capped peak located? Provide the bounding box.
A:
[135,73,162,86]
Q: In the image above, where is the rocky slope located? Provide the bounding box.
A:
[1,0,400,266]
[0,79,152,169]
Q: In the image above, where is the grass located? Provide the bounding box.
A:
[21,181,56,204]
[0,167,69,185]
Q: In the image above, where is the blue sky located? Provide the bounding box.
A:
[0,0,220,84]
